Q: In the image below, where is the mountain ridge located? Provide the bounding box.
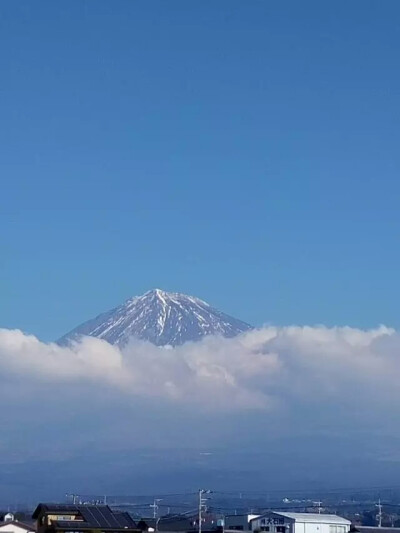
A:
[58,288,253,347]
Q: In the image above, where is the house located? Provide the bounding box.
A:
[2,515,15,523]
[32,504,141,533]
[250,512,351,533]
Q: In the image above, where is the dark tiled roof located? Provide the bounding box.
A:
[137,516,193,532]
[80,506,136,529]
[32,503,138,531]
[32,505,80,519]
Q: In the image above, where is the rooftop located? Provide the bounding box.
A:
[0,522,35,532]
[33,504,138,531]
[254,513,351,525]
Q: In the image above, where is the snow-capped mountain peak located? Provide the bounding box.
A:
[58,289,252,347]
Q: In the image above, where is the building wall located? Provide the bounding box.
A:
[251,513,294,532]
[294,522,349,533]
[47,515,77,524]
[294,522,321,533]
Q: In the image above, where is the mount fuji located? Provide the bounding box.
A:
[58,289,253,347]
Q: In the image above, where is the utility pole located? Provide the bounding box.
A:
[198,490,212,533]
[151,499,162,520]
[376,499,383,528]
[65,494,80,505]
[199,490,203,533]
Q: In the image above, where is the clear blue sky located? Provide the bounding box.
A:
[1,0,399,341]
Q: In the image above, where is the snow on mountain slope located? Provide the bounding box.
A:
[58,289,253,347]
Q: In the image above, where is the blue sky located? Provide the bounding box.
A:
[1,0,400,341]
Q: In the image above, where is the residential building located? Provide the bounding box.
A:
[32,504,140,533]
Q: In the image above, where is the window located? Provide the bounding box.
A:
[330,525,346,533]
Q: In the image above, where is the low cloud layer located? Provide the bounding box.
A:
[2,324,400,498]
[0,324,397,412]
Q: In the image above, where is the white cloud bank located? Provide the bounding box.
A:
[0,324,398,412]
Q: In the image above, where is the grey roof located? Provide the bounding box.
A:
[225,514,258,518]
[32,504,79,518]
[79,506,136,529]
[138,516,193,532]
[32,504,138,530]
[253,513,351,525]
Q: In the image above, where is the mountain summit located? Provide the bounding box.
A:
[58,289,253,347]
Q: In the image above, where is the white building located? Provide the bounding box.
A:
[250,512,351,533]
[0,521,35,533]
